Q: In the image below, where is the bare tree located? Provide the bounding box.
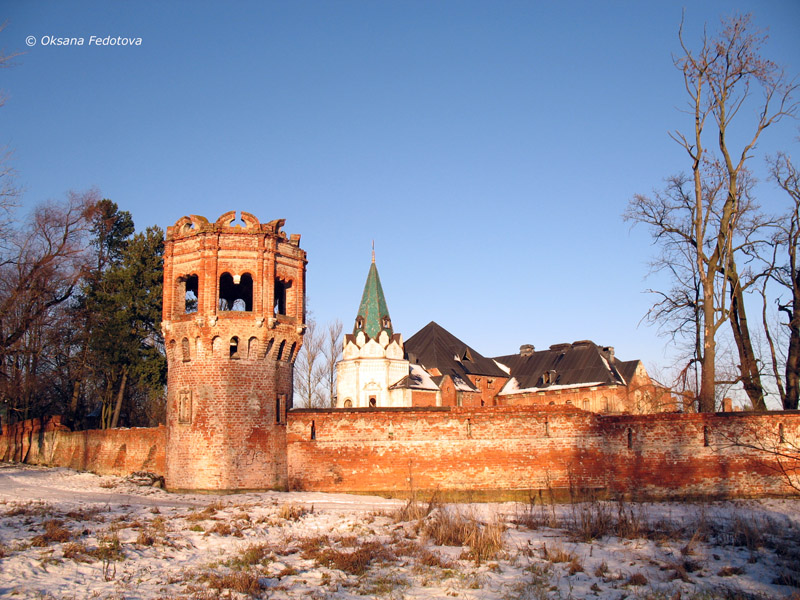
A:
[0,191,97,423]
[626,14,796,412]
[767,151,800,409]
[293,317,325,408]
[321,319,343,407]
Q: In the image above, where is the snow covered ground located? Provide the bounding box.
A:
[0,463,798,599]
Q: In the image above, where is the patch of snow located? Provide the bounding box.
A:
[0,464,798,600]
[498,380,607,395]
[493,359,511,374]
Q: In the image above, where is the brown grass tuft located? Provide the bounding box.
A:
[31,520,71,546]
[198,570,263,596]
[626,572,648,586]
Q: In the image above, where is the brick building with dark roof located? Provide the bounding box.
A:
[336,261,673,413]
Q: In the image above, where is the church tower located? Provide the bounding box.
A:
[336,257,410,407]
[162,212,306,492]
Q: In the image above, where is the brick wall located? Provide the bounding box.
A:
[0,417,165,476]
[2,408,797,500]
[287,407,800,499]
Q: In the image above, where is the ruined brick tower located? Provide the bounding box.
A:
[162,212,306,492]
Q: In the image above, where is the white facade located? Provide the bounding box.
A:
[336,330,411,408]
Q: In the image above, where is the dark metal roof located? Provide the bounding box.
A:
[404,322,508,389]
[494,342,628,390]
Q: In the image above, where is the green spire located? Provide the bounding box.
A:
[353,258,393,340]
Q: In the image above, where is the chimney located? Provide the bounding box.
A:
[601,346,615,362]
[520,344,535,356]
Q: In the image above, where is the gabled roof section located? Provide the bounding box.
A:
[353,260,393,340]
[494,341,626,392]
[404,322,508,388]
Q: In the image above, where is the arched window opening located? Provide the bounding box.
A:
[248,337,259,359]
[369,396,377,407]
[703,425,710,447]
[265,338,275,358]
[583,399,590,411]
[343,399,352,408]
[627,428,633,450]
[195,336,202,360]
[168,339,177,360]
[288,342,297,363]
[310,420,316,440]
[545,419,550,437]
[274,278,292,316]
[779,423,785,444]
[182,338,191,362]
[275,396,283,424]
[277,340,286,361]
[184,275,199,314]
[230,336,240,359]
[219,272,253,312]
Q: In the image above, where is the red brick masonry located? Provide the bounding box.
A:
[3,406,798,499]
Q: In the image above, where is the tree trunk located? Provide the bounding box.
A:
[784,267,800,410]
[699,287,717,412]
[727,266,766,410]
[110,368,128,429]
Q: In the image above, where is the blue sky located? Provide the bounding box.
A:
[2,1,799,385]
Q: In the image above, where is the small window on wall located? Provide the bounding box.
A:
[182,338,191,362]
[583,399,589,411]
[230,337,239,359]
[185,275,198,314]
[627,428,633,449]
[369,396,377,407]
[343,399,352,408]
[276,396,285,424]
[219,273,253,312]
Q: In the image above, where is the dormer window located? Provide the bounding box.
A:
[382,316,391,328]
[355,317,364,330]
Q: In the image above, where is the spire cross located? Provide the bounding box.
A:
[371,240,375,264]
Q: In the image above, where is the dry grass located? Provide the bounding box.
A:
[88,532,125,562]
[541,542,574,564]
[197,570,263,596]
[718,565,746,577]
[393,538,452,568]
[277,503,309,521]
[300,536,394,575]
[31,519,71,546]
[62,542,92,562]
[4,501,52,518]
[227,543,273,569]
[422,507,505,564]
[626,572,648,586]
[206,521,241,537]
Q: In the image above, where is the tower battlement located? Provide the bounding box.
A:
[162,211,306,492]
